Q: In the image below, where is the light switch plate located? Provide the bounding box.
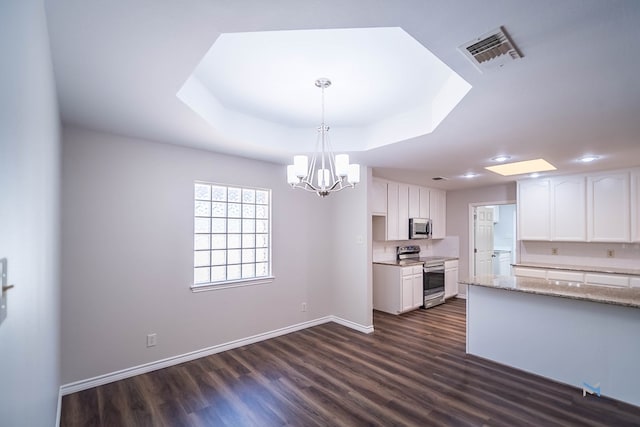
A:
[0,258,7,326]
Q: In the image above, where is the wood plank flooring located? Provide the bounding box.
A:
[61,298,640,426]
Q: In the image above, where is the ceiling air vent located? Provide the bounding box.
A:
[460,26,522,71]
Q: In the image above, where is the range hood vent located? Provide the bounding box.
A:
[460,26,522,71]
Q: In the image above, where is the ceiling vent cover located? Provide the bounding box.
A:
[460,26,522,71]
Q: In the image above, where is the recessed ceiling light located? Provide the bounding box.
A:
[529,173,540,178]
[578,155,600,163]
[463,172,478,178]
[491,155,511,162]
[485,158,556,176]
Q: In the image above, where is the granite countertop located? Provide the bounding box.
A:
[461,275,640,309]
[513,262,640,276]
[374,256,458,267]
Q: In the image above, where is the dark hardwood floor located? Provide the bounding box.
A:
[61,298,640,426]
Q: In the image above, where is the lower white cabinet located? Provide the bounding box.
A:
[513,266,637,288]
[444,260,459,299]
[584,273,629,288]
[373,264,423,314]
[512,267,547,279]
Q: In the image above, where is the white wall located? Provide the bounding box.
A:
[61,127,371,385]
[0,0,61,425]
[446,183,516,294]
[329,170,372,328]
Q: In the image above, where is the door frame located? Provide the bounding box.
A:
[467,200,516,280]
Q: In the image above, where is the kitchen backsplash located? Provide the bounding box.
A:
[520,241,640,270]
[372,236,459,262]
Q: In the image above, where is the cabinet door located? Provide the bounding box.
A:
[386,183,399,240]
[551,175,586,241]
[632,169,640,242]
[430,189,446,239]
[371,178,388,215]
[401,274,414,312]
[398,184,409,240]
[584,273,629,288]
[513,267,547,279]
[419,187,430,219]
[587,172,630,242]
[412,273,423,308]
[518,179,551,240]
[445,265,459,299]
[408,185,420,218]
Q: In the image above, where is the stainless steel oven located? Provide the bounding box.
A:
[423,260,445,309]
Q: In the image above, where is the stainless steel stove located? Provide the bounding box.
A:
[396,246,446,309]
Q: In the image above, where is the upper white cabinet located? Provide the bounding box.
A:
[430,189,446,239]
[371,178,446,241]
[371,178,388,215]
[517,179,551,240]
[631,169,640,242]
[518,168,637,243]
[398,184,409,240]
[551,175,586,241]
[386,182,400,240]
[587,172,630,242]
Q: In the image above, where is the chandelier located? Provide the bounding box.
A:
[287,78,360,197]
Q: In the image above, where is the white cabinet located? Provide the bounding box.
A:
[518,179,551,240]
[551,175,586,241]
[371,179,446,241]
[444,260,459,299]
[584,273,629,288]
[398,184,409,240]
[373,264,423,315]
[587,172,630,242]
[513,266,637,288]
[371,178,387,215]
[546,270,584,283]
[430,189,446,239]
[386,183,399,240]
[631,169,640,242]
[513,266,547,279]
[493,251,511,276]
[518,169,637,243]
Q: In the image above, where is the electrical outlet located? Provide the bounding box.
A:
[146,333,157,347]
[301,302,307,312]
[607,249,615,258]
[551,248,558,255]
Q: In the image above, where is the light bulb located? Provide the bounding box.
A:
[335,154,349,177]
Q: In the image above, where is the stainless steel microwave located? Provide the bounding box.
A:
[409,218,432,239]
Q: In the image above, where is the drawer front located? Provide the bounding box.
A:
[630,277,640,288]
[547,270,584,282]
[513,267,547,279]
[412,265,424,275]
[585,273,629,287]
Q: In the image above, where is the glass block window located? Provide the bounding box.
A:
[194,182,271,286]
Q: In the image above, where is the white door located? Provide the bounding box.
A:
[474,207,494,277]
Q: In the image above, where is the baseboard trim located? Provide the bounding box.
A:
[330,315,374,334]
[60,316,372,395]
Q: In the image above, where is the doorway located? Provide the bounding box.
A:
[471,203,517,277]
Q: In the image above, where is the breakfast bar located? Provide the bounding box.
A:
[461,276,640,407]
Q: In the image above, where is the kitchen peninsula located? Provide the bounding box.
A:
[461,275,640,407]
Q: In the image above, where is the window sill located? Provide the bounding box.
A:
[190,276,275,293]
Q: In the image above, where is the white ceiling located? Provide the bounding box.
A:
[45,0,640,190]
[177,27,471,153]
